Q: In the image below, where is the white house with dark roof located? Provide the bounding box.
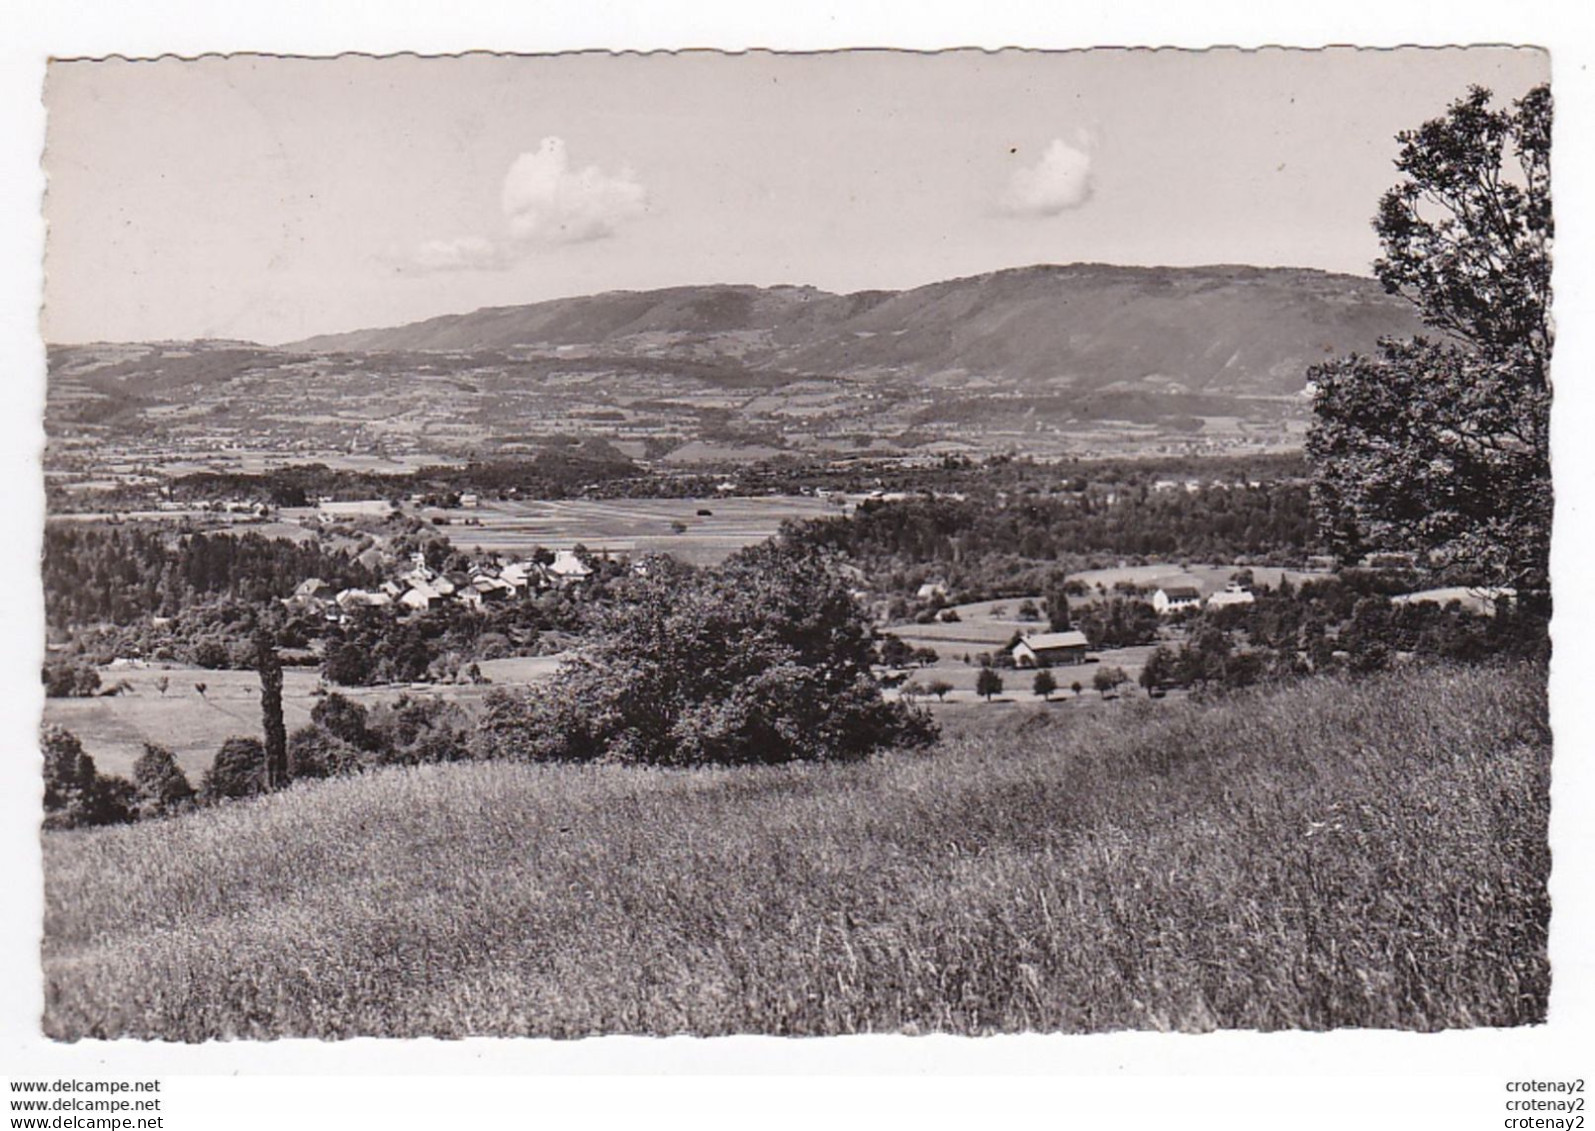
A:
[1152,586,1203,615]
[1011,630,1090,667]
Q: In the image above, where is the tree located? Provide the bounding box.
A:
[131,742,195,818]
[1375,85,1550,370]
[1140,646,1177,695]
[42,726,131,829]
[1032,669,1058,701]
[256,630,289,790]
[926,679,954,702]
[878,634,914,668]
[1093,666,1126,698]
[203,736,267,801]
[1045,588,1072,632]
[42,661,100,699]
[1307,84,1551,611]
[288,724,363,780]
[311,692,377,750]
[43,726,97,827]
[976,667,1003,702]
[475,544,935,766]
[321,639,375,687]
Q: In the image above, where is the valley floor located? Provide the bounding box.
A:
[41,663,1549,1039]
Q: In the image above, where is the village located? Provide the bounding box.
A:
[283,546,593,621]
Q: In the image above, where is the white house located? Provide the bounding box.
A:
[1205,584,1256,610]
[1011,630,1090,668]
[335,588,394,611]
[317,499,395,519]
[1152,586,1203,615]
[499,561,537,590]
[549,549,593,583]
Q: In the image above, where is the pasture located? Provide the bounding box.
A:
[42,659,563,782]
[420,494,843,566]
[879,596,1153,703]
[1066,562,1332,597]
[42,663,1550,1038]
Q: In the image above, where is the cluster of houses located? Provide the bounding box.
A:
[1009,581,1257,669]
[282,550,594,621]
[1151,582,1256,615]
[1149,478,1268,495]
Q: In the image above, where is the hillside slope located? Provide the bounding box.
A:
[43,664,1548,1039]
[292,264,1426,396]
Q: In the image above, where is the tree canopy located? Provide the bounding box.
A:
[1307,84,1551,608]
[476,543,935,766]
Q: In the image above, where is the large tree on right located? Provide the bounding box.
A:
[1307,84,1551,613]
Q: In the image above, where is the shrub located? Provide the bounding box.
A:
[131,743,195,819]
[287,725,365,780]
[367,696,473,765]
[42,726,132,829]
[42,662,100,699]
[312,692,376,751]
[188,637,233,670]
[1094,666,1128,698]
[878,635,914,668]
[203,737,268,801]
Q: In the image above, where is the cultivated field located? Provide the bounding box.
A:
[42,663,1549,1038]
[418,495,844,566]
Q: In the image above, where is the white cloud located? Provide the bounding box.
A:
[410,236,507,272]
[501,137,648,245]
[1000,133,1095,217]
[405,138,647,272]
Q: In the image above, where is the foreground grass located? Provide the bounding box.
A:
[42,663,1550,1038]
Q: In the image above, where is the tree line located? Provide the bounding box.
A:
[42,525,379,631]
[780,482,1313,601]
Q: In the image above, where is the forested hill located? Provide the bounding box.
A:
[291,263,1425,397]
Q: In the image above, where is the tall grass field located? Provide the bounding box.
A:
[42,663,1549,1038]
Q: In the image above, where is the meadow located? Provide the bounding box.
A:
[41,660,563,781]
[42,663,1549,1039]
[424,495,844,566]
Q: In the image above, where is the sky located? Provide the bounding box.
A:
[41,47,1549,345]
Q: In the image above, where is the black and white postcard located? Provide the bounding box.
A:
[4,7,1591,1128]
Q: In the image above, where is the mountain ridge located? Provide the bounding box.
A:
[285,263,1425,398]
